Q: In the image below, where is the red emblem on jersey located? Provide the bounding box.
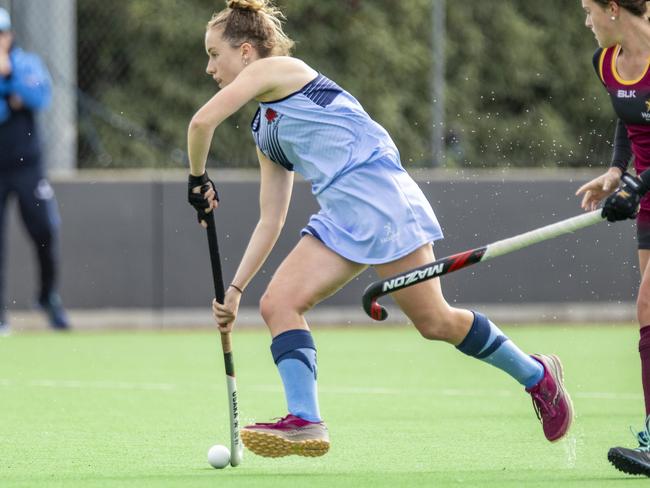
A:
[265,108,278,122]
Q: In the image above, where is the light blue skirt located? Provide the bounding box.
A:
[301,156,443,264]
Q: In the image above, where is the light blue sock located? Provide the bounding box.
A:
[271,329,321,422]
[456,312,544,388]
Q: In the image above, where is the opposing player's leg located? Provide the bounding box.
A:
[608,244,650,476]
[15,169,68,329]
[374,243,572,442]
[637,247,650,418]
[241,234,366,458]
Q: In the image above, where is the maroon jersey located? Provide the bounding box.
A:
[594,46,650,217]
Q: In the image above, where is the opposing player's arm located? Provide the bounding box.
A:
[576,120,629,211]
[229,148,294,291]
[601,171,649,222]
[576,167,623,211]
[611,119,632,174]
[592,48,606,85]
[187,62,276,176]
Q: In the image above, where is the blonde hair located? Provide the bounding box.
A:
[207,0,295,57]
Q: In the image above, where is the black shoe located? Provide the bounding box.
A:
[38,292,70,330]
[608,416,650,476]
[608,447,650,476]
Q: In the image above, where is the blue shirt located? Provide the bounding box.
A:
[251,74,399,195]
[0,46,52,170]
[250,73,443,264]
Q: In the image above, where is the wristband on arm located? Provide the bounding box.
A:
[229,284,244,294]
[189,172,209,187]
[187,171,219,223]
[622,171,649,197]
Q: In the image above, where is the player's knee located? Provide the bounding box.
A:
[404,303,452,341]
[259,288,314,323]
[259,290,277,323]
[413,315,455,342]
[26,220,54,247]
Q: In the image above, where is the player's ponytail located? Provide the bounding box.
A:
[208,0,295,57]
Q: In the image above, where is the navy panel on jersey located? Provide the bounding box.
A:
[301,74,342,108]
[251,108,261,132]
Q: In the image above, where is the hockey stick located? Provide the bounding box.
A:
[204,212,244,466]
[362,209,604,321]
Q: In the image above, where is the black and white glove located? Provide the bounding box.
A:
[601,172,648,222]
[187,172,219,224]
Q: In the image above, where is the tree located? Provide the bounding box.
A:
[76,0,615,169]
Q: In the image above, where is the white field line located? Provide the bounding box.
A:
[0,378,642,400]
[0,378,175,391]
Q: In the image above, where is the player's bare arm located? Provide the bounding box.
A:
[212,149,293,333]
[188,65,275,177]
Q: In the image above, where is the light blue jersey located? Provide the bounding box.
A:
[251,73,443,264]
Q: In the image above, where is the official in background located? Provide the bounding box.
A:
[0,8,69,334]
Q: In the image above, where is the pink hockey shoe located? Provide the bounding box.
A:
[525,354,574,442]
[241,414,330,458]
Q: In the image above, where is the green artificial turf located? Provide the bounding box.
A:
[1,324,648,487]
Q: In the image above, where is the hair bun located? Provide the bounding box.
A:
[226,0,265,12]
[210,0,293,57]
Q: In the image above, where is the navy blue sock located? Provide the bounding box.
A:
[271,329,321,422]
[456,312,544,388]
